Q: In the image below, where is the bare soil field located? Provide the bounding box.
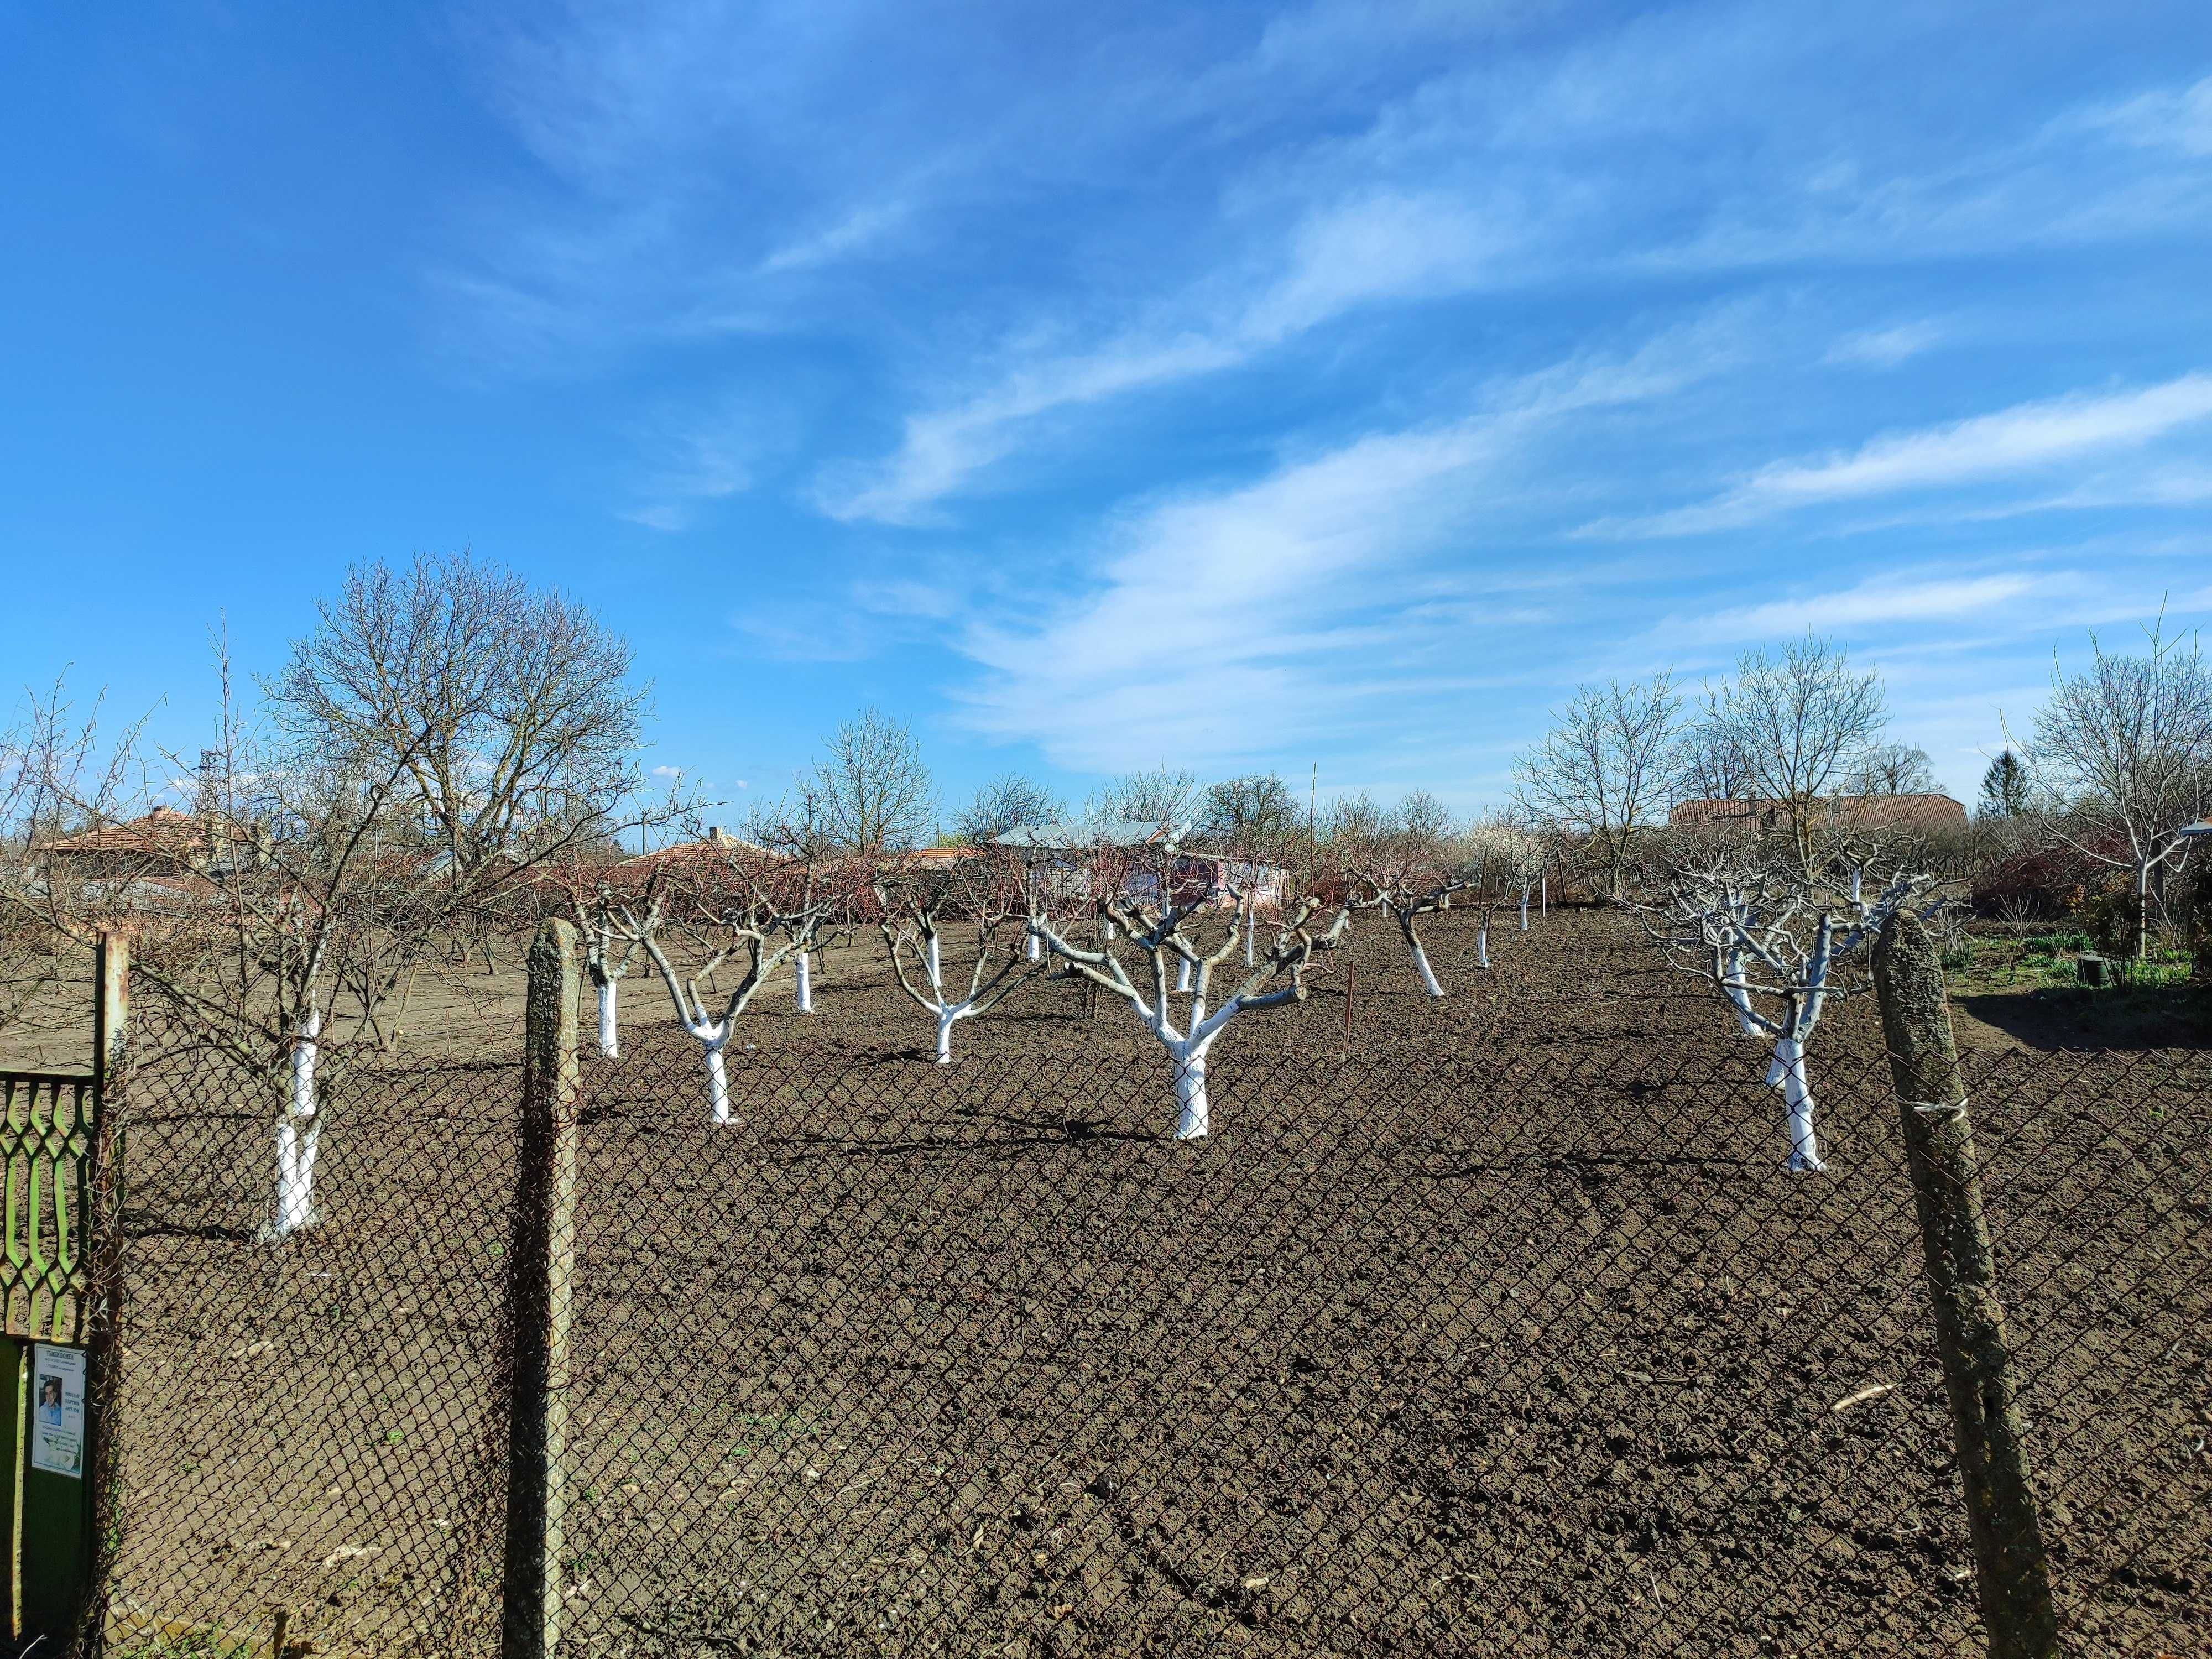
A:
[98,907,2212,1657]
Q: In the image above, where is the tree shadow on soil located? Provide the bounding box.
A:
[1956,987,2212,1052]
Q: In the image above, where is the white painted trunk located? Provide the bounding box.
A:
[1541,875,1547,915]
[1410,938,1444,998]
[1771,1037,1823,1172]
[597,977,619,1058]
[1173,1051,1209,1141]
[1477,926,1491,970]
[795,952,813,1013]
[936,1007,957,1063]
[1849,867,1863,904]
[1176,957,1193,993]
[1026,930,1042,961]
[706,1041,732,1125]
[1245,908,1255,967]
[925,933,941,984]
[270,1011,322,1239]
[1520,892,1529,931]
[1102,918,1117,941]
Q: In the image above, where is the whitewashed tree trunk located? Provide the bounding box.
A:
[924,934,941,983]
[1768,1036,1822,1171]
[1102,917,1117,941]
[1520,891,1530,931]
[597,977,619,1058]
[935,1005,967,1063]
[795,952,814,1013]
[1245,907,1256,967]
[269,1009,322,1239]
[704,1037,733,1125]
[1477,925,1491,969]
[1173,1050,1209,1140]
[1409,938,1444,998]
[1541,875,1547,915]
[1026,929,1042,961]
[1176,957,1193,993]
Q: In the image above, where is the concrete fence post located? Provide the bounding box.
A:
[1872,910,2063,1659]
[502,920,581,1659]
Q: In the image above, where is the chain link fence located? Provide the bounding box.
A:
[94,1017,2206,1656]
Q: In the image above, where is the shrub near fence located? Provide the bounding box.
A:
[92,994,2212,1655]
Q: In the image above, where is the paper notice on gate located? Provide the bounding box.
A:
[30,1343,87,1478]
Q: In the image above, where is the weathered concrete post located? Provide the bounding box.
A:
[1872,910,2063,1659]
[502,920,581,1659]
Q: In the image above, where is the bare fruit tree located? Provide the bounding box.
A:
[622,847,849,1124]
[1700,637,1886,876]
[1345,846,1468,999]
[2032,622,2212,960]
[874,853,1044,1062]
[1032,878,1349,1139]
[1512,674,1681,902]
[813,706,935,855]
[573,881,653,1059]
[1647,851,1931,1172]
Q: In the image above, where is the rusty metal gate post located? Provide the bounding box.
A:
[501,920,581,1659]
[1872,910,2063,1659]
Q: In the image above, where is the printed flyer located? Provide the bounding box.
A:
[30,1344,87,1478]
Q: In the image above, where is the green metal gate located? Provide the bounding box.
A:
[2,935,124,1656]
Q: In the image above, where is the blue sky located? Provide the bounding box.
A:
[4,1,2209,825]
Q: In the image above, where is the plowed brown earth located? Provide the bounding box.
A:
[108,907,2209,1658]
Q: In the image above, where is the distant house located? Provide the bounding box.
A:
[993,820,1286,910]
[41,805,265,878]
[1667,794,1969,834]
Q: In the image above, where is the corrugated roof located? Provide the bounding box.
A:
[44,805,213,857]
[994,819,1188,850]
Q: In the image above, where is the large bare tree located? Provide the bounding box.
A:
[1199,773,1298,854]
[1846,742,1937,795]
[1088,767,1200,828]
[2033,622,2212,959]
[1704,638,1885,876]
[273,553,650,881]
[954,772,1060,845]
[1512,673,1681,902]
[813,706,935,854]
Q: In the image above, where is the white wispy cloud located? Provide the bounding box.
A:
[1592,373,2212,538]
[948,324,1729,769]
[1824,321,1942,368]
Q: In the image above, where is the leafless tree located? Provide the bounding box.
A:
[615,846,853,1123]
[1088,766,1200,828]
[1345,847,1468,998]
[1646,849,1931,1172]
[954,772,1059,845]
[272,553,651,883]
[1673,712,1754,804]
[2032,622,2212,959]
[1031,868,1349,1139]
[1704,638,1886,876]
[812,706,935,854]
[874,853,1044,1062]
[1199,773,1298,854]
[1848,742,1938,795]
[1394,790,1454,851]
[1512,673,1682,902]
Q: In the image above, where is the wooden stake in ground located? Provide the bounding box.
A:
[1872,910,2063,1659]
[502,920,581,1659]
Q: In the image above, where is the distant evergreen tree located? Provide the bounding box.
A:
[1978,751,2030,818]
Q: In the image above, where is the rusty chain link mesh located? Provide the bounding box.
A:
[101,1053,522,1658]
[96,1020,2206,1656]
